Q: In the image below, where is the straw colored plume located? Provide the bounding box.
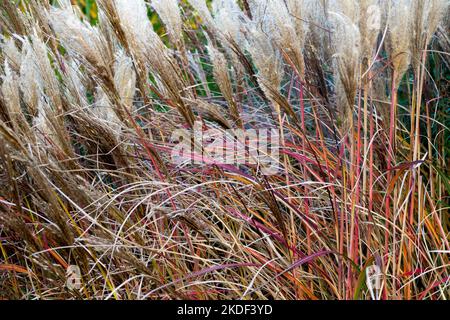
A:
[33,99,62,150]
[330,0,381,62]
[114,0,195,125]
[358,0,381,64]
[285,0,308,39]
[63,58,88,106]
[212,0,247,46]
[92,86,123,138]
[410,0,449,69]
[114,0,160,58]
[206,42,240,126]
[253,0,306,76]
[0,37,22,70]
[28,32,64,112]
[1,60,22,130]
[303,0,332,63]
[114,50,137,109]
[49,7,110,70]
[246,23,283,100]
[386,0,412,88]
[334,0,359,21]
[19,41,42,117]
[188,0,215,28]
[151,0,183,47]
[330,10,361,132]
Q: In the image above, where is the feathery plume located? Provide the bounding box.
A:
[188,0,215,27]
[49,7,111,70]
[330,11,361,132]
[303,0,332,63]
[62,58,88,107]
[1,60,22,124]
[28,32,63,112]
[411,0,449,69]
[427,0,449,41]
[32,97,67,152]
[114,50,137,109]
[2,59,44,143]
[358,0,381,63]
[151,0,183,47]
[19,41,42,117]
[0,36,22,70]
[212,0,247,46]
[206,42,240,126]
[264,0,306,75]
[386,0,412,88]
[115,0,195,125]
[114,0,160,56]
[285,0,308,38]
[33,99,54,145]
[246,23,283,102]
[332,0,359,22]
[92,86,123,138]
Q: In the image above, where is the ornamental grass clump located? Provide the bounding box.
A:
[0,0,448,300]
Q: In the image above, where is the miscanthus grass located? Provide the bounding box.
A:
[0,0,448,300]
